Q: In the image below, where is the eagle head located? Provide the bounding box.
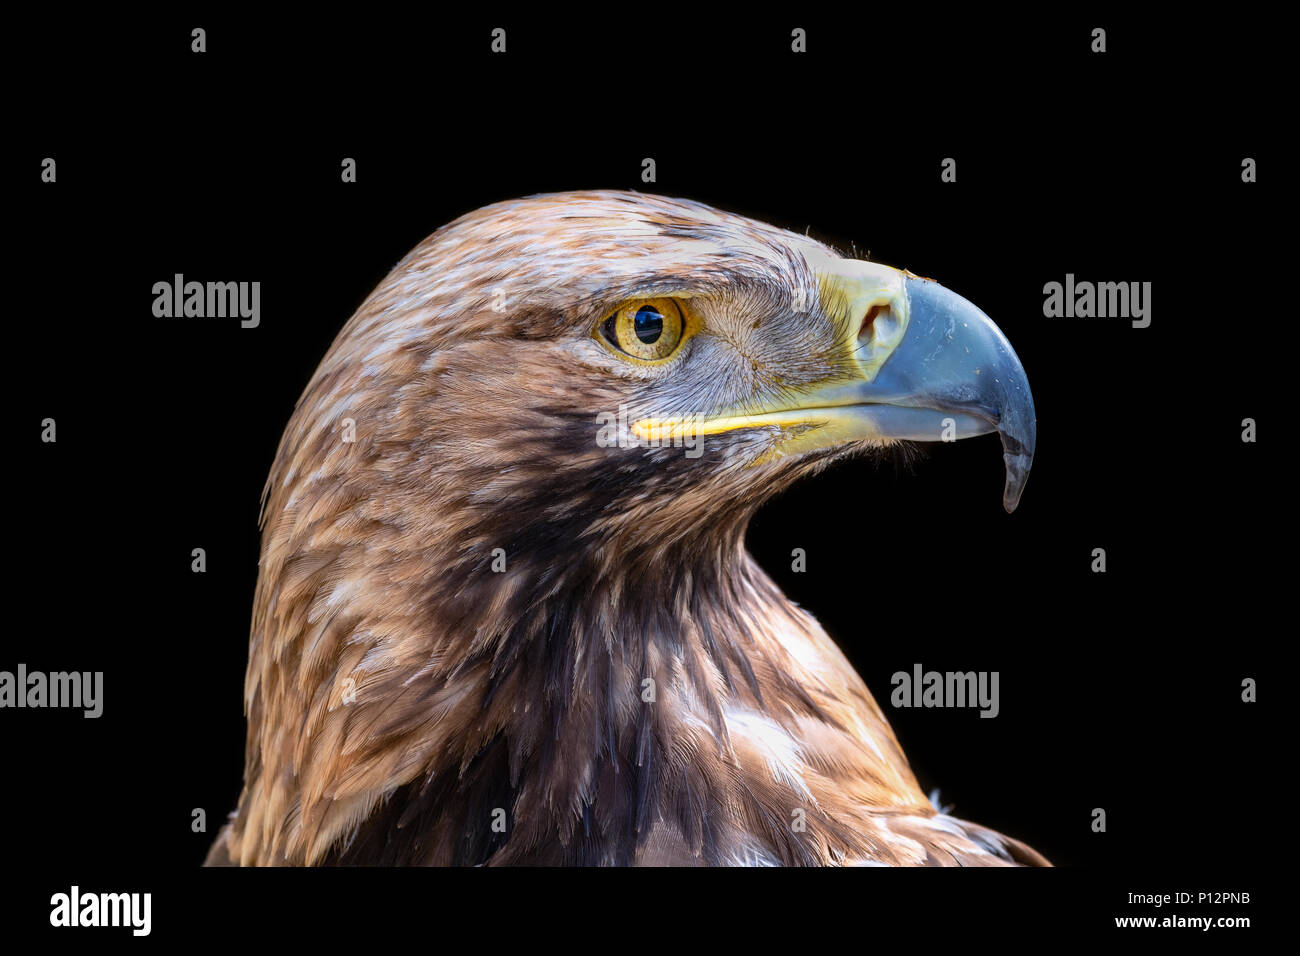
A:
[224,190,1038,867]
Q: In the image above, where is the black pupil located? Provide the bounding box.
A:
[633,306,664,343]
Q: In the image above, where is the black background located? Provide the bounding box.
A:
[10,9,1277,942]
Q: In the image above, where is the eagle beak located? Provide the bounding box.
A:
[820,261,1037,512]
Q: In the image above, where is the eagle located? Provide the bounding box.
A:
[206,191,1044,867]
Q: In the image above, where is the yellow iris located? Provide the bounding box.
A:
[599,298,689,363]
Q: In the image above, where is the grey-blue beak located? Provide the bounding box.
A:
[806,270,1037,511]
[861,277,1036,512]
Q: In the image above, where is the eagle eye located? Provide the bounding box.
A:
[598,297,688,363]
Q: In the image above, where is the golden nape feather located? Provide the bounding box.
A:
[206,190,1044,867]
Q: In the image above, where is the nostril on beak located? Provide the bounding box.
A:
[859,303,889,342]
